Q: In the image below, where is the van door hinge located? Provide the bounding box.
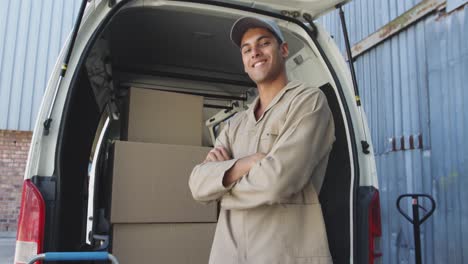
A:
[280,10,301,19]
[302,13,318,39]
[361,140,370,154]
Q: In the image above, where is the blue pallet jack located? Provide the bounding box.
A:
[27,252,119,264]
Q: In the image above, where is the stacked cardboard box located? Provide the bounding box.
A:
[126,88,204,145]
[113,223,216,264]
[111,88,216,263]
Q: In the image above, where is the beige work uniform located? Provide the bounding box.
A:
[189,80,335,264]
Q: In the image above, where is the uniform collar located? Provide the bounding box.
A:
[247,80,302,123]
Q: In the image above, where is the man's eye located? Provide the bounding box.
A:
[260,41,271,47]
[242,48,251,54]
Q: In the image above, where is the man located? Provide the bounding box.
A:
[189,16,335,264]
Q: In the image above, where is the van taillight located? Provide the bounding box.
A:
[369,190,382,264]
[14,179,45,264]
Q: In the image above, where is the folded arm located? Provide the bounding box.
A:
[222,153,266,187]
[221,90,335,210]
[189,118,256,203]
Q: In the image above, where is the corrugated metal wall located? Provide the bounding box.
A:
[0,0,81,131]
[427,6,468,263]
[319,1,468,263]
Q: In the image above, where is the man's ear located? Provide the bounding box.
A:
[280,42,289,58]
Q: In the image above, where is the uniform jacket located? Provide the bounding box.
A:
[189,80,336,264]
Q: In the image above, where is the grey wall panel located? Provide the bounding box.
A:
[319,0,423,52]
[319,1,467,263]
[0,0,81,131]
[426,6,468,263]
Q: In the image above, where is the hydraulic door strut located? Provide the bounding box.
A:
[338,5,361,107]
[337,5,370,154]
[43,0,89,135]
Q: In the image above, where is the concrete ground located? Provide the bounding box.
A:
[0,234,15,264]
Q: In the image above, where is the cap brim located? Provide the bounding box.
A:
[230,17,278,48]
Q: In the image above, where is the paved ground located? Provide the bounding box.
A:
[0,236,15,264]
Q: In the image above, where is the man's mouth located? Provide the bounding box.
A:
[252,60,267,68]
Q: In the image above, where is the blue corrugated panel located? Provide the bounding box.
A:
[319,2,468,263]
[0,0,81,131]
[426,5,468,263]
[319,0,423,53]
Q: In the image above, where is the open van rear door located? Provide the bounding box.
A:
[217,0,351,19]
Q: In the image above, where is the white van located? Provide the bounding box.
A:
[15,1,381,263]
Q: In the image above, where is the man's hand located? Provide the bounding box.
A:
[202,148,265,187]
[204,147,231,163]
[223,153,266,187]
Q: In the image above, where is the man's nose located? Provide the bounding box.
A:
[251,46,261,58]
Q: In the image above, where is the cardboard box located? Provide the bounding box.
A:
[111,141,217,223]
[127,87,204,145]
[112,223,216,264]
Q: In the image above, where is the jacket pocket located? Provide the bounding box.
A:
[258,130,278,153]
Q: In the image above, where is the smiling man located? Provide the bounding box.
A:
[189,16,335,264]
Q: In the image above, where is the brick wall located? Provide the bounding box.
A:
[0,130,32,233]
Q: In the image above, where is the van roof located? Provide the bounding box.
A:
[216,0,350,19]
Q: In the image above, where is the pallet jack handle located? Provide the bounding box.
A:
[396,194,436,264]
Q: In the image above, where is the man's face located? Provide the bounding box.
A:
[240,27,289,85]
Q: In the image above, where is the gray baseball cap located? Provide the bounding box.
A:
[230,16,285,48]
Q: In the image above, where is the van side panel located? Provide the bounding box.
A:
[319,83,351,263]
[52,68,101,251]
